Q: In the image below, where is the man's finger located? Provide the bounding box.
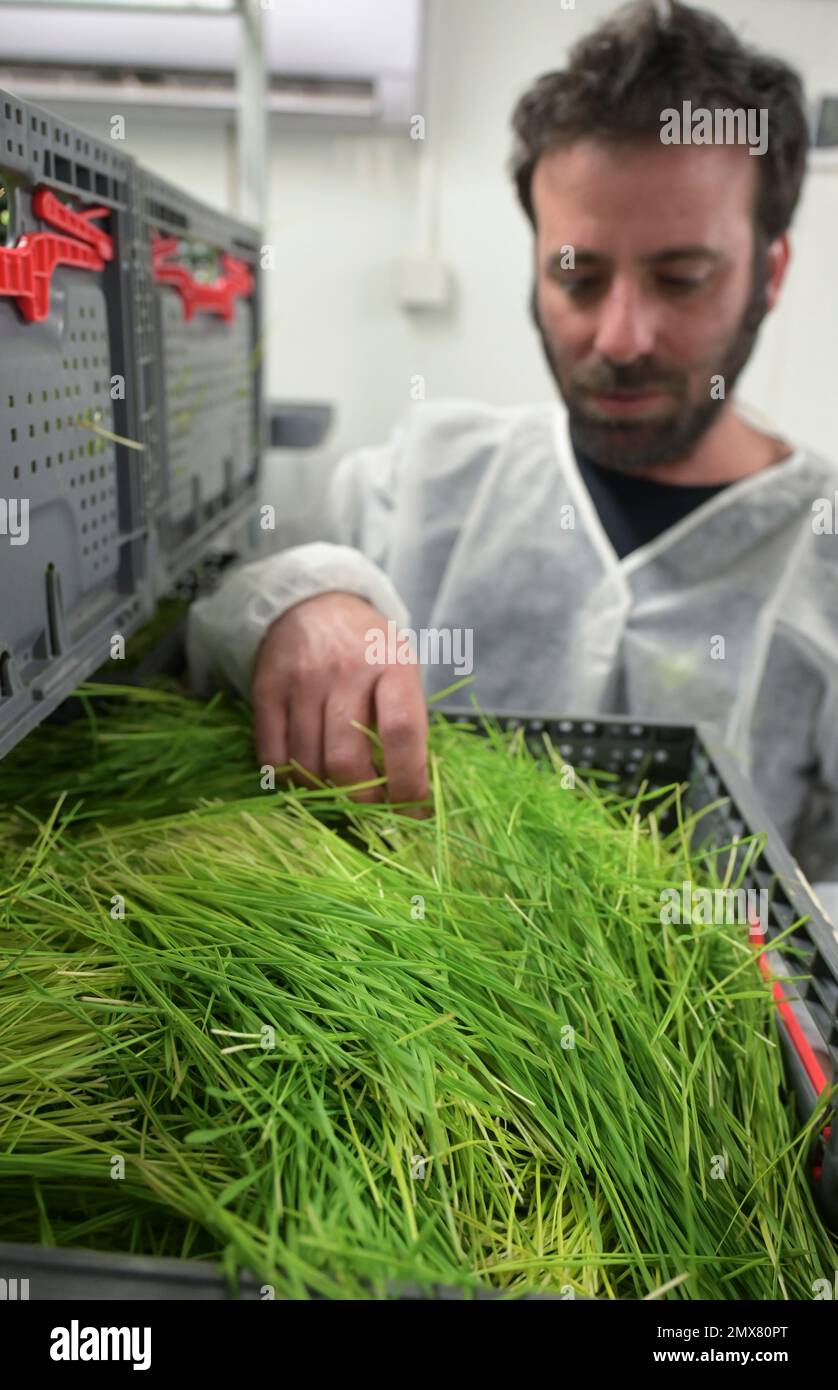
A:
[252,679,288,770]
[323,687,383,802]
[286,691,326,785]
[374,669,431,812]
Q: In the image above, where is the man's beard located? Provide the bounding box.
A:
[531,247,769,472]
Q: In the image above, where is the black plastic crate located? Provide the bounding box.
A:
[0,1243,557,1302]
[440,706,838,1231]
[0,89,151,757]
[137,168,262,584]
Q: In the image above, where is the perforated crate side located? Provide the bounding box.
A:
[685,731,838,1081]
[126,163,159,540]
[138,168,263,587]
[438,707,696,786]
[0,90,152,757]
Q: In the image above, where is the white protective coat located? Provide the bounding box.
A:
[188,398,838,904]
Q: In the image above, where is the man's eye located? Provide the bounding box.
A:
[658,275,708,293]
[561,278,602,296]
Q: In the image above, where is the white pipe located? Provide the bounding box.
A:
[235,0,267,232]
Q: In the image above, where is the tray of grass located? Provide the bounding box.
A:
[0,687,836,1299]
[440,706,838,1195]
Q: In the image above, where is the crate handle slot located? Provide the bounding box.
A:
[151,234,254,323]
[0,650,17,698]
[0,188,113,323]
[45,563,67,659]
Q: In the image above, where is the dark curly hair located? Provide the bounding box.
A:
[510,0,809,244]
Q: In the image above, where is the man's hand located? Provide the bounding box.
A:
[252,592,430,808]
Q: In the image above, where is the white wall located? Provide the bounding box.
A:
[46,0,838,543]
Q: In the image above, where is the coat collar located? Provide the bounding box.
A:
[551,404,818,583]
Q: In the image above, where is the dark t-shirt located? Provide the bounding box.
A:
[574,447,731,559]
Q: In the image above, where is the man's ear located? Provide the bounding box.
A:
[764,233,790,312]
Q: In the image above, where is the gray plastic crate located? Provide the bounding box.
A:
[137,168,262,586]
[0,89,150,757]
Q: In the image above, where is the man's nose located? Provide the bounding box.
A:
[592,278,657,363]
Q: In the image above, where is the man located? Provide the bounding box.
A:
[188,0,838,893]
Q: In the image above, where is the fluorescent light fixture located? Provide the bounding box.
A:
[0,1,236,10]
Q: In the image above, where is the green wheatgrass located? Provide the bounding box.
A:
[0,685,834,1299]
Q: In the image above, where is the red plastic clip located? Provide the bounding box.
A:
[747,909,833,1193]
[0,188,113,323]
[748,911,828,1096]
[32,189,114,260]
[151,234,254,322]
